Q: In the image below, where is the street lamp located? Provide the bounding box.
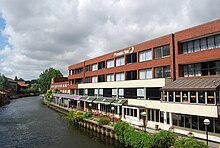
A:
[111,106,115,125]
[89,103,92,111]
[203,118,210,146]
[141,112,147,132]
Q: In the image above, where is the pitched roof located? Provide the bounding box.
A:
[17,82,28,87]
[161,76,220,91]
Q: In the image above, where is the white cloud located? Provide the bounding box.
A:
[0,0,220,80]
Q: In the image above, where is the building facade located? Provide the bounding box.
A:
[50,77,69,94]
[53,19,220,142]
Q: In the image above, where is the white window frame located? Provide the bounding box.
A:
[92,64,98,71]
[106,59,114,68]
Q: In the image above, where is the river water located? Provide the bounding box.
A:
[0,96,125,148]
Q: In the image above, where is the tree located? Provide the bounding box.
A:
[0,74,9,89]
[38,67,63,93]
[14,76,18,81]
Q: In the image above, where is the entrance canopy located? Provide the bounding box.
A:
[111,99,127,106]
[80,96,97,102]
[161,77,220,91]
[93,97,115,105]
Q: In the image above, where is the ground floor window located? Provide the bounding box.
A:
[172,113,218,133]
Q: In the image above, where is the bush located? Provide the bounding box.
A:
[174,138,208,148]
[114,121,153,147]
[68,111,84,124]
[151,130,178,148]
[98,117,110,126]
[114,121,131,143]
[83,111,92,119]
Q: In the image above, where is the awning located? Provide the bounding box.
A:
[80,96,97,102]
[161,77,220,91]
[123,104,145,109]
[111,99,127,106]
[53,94,83,100]
[93,97,115,105]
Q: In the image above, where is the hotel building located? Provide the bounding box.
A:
[53,19,220,142]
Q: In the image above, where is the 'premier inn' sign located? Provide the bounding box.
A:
[114,46,134,57]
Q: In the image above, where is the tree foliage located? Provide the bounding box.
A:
[114,121,177,148]
[174,138,208,148]
[0,74,9,89]
[38,67,63,93]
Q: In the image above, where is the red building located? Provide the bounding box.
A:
[53,19,220,142]
[50,77,69,94]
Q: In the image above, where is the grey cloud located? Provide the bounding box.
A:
[0,0,220,80]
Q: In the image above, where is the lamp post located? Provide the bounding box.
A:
[141,112,147,132]
[111,106,115,125]
[203,118,210,146]
[89,103,92,111]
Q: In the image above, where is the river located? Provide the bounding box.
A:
[0,96,125,148]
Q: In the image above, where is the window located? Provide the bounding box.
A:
[139,49,152,62]
[215,34,220,48]
[207,91,215,104]
[190,91,196,103]
[175,92,181,102]
[137,88,144,97]
[126,70,137,80]
[85,77,90,83]
[139,69,152,79]
[75,78,83,84]
[116,72,125,81]
[198,91,205,103]
[98,75,105,82]
[168,92,173,102]
[103,89,112,97]
[124,88,137,99]
[154,66,170,78]
[187,41,193,53]
[183,60,220,77]
[146,88,160,100]
[91,76,97,83]
[119,89,124,98]
[181,33,220,53]
[75,67,83,74]
[106,74,114,82]
[208,36,215,49]
[154,45,170,59]
[160,111,164,123]
[126,53,137,64]
[92,64,98,71]
[88,89,94,96]
[116,56,124,67]
[98,61,105,70]
[182,91,188,103]
[86,65,90,72]
[106,59,114,68]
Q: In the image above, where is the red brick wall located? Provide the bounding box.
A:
[174,19,220,79]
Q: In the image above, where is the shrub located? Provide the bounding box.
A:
[114,121,131,143]
[151,130,178,148]
[83,111,92,119]
[98,117,110,126]
[68,111,84,124]
[174,138,208,148]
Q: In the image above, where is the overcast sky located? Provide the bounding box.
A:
[0,0,220,80]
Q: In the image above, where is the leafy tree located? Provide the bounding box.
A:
[38,67,63,93]
[0,74,9,89]
[14,76,18,81]
[52,87,60,94]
